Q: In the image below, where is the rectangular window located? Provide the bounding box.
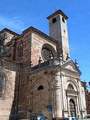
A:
[52,18,57,23]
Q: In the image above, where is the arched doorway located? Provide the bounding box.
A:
[69,99,76,117]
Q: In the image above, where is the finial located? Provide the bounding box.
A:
[66,53,70,60]
[75,59,79,68]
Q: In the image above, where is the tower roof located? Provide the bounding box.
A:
[47,10,68,20]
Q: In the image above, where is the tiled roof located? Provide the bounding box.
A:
[0,26,59,45]
[23,26,58,44]
[0,28,20,36]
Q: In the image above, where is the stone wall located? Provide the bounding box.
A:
[17,67,56,120]
[0,66,16,120]
[7,29,57,66]
[31,32,57,66]
[4,32,14,45]
[16,59,87,119]
[85,91,90,114]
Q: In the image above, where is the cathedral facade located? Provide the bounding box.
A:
[0,10,87,120]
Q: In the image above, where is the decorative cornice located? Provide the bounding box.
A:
[47,9,68,20]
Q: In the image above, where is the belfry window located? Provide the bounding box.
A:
[52,18,57,23]
[62,17,65,23]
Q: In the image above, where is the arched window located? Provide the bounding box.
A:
[68,84,74,91]
[37,85,44,91]
[69,99,76,117]
[0,72,5,97]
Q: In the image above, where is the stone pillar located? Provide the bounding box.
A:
[54,71,63,120]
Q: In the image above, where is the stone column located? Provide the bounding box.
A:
[54,71,63,120]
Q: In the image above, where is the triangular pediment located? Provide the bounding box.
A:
[62,59,81,74]
[65,63,77,72]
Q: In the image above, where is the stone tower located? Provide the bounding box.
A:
[47,10,69,61]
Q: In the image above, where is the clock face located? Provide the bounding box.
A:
[41,48,54,61]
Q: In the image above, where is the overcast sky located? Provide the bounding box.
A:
[0,0,90,82]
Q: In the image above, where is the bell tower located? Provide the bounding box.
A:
[47,10,69,61]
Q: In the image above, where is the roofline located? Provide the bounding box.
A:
[22,26,58,44]
[47,10,68,20]
[0,28,20,36]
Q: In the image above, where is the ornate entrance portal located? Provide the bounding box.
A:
[66,83,78,118]
[69,99,76,117]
